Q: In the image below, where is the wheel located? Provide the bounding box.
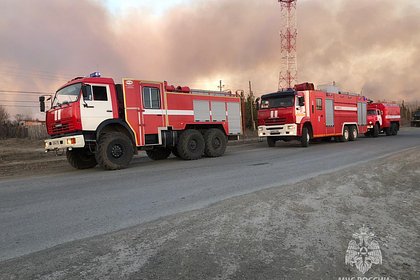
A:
[146,147,171,160]
[66,148,97,169]
[349,126,358,141]
[267,137,276,147]
[372,123,379,137]
[96,132,134,170]
[340,126,350,142]
[176,129,205,160]
[384,126,392,136]
[391,123,398,135]
[204,128,227,157]
[301,126,310,147]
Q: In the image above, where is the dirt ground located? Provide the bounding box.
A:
[0,138,69,178]
[0,144,418,279]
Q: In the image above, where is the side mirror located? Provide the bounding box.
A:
[81,84,92,100]
[298,96,305,107]
[39,96,45,112]
[255,97,260,110]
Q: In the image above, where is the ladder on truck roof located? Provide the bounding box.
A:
[190,88,234,97]
[164,82,235,97]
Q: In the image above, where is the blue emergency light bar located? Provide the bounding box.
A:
[89,71,101,77]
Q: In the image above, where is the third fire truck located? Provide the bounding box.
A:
[40,72,242,170]
[365,103,400,137]
[257,83,369,147]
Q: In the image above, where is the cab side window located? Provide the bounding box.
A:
[316,98,322,110]
[83,85,108,101]
[143,87,160,109]
[92,86,107,101]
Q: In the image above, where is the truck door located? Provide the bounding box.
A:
[312,93,326,137]
[139,82,166,145]
[80,83,113,131]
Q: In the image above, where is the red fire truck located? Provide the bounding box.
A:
[257,83,369,147]
[40,72,242,170]
[365,103,400,137]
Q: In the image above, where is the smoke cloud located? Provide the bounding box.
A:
[0,0,419,118]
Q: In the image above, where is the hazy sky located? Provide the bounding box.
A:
[1,0,419,119]
[102,0,191,15]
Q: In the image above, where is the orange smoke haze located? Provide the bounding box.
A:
[0,0,419,118]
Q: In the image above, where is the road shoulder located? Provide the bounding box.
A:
[1,146,419,279]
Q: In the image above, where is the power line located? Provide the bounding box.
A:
[0,92,52,97]
[0,64,76,81]
[0,104,40,108]
[0,100,38,103]
[0,90,53,95]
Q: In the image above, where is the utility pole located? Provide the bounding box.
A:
[236,90,246,134]
[218,80,225,92]
[249,81,256,131]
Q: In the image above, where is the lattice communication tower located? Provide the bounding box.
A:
[278,0,297,90]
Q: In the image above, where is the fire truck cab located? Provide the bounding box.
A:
[41,73,242,170]
[257,83,368,147]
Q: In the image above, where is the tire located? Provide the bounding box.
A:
[372,123,379,138]
[66,148,97,169]
[340,126,350,142]
[204,128,227,157]
[176,129,205,160]
[301,126,310,147]
[267,137,276,147]
[384,126,392,136]
[146,147,171,160]
[349,126,358,141]
[96,132,134,170]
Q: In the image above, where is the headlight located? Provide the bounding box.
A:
[66,138,76,145]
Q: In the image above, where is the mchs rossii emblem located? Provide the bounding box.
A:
[345,225,382,274]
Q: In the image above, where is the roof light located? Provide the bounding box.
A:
[89,71,101,77]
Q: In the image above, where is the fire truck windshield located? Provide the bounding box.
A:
[52,83,82,107]
[261,95,294,109]
[367,110,377,115]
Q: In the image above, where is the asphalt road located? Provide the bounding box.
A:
[1,128,419,262]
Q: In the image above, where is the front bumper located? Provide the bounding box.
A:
[258,124,298,137]
[45,135,85,151]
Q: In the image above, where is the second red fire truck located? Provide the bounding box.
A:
[40,72,242,170]
[257,83,369,147]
